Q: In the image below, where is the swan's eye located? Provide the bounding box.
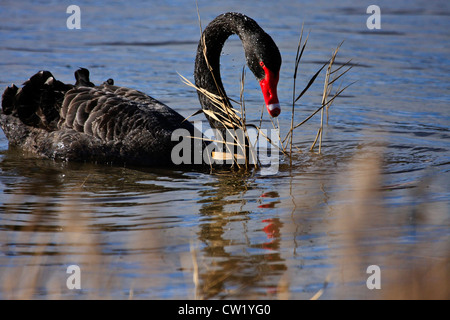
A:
[259,61,265,67]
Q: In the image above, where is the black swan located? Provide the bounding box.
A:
[0,12,281,166]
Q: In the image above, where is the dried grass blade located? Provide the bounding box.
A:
[330,58,353,75]
[328,65,353,87]
[182,109,204,123]
[294,60,330,103]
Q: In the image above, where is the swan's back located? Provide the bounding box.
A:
[1,69,197,166]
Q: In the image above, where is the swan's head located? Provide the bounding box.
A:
[245,32,282,118]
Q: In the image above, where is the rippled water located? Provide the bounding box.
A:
[0,0,449,299]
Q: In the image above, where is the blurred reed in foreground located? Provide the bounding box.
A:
[324,151,449,300]
[0,169,169,300]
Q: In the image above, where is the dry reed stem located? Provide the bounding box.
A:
[178,71,258,170]
[329,148,449,299]
[310,41,351,153]
[283,35,353,157]
[289,24,308,161]
[310,274,331,300]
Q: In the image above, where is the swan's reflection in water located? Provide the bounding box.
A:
[0,151,290,299]
[195,173,287,299]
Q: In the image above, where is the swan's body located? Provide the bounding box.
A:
[1,12,281,166]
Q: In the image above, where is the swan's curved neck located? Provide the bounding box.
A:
[194,13,266,130]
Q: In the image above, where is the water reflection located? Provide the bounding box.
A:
[0,150,290,299]
[0,134,448,299]
[194,173,287,299]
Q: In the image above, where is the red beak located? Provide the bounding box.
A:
[259,63,280,117]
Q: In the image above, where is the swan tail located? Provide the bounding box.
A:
[1,70,74,131]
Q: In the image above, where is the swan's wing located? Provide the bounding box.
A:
[56,85,200,165]
[101,85,162,106]
[59,85,193,143]
[1,69,199,165]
